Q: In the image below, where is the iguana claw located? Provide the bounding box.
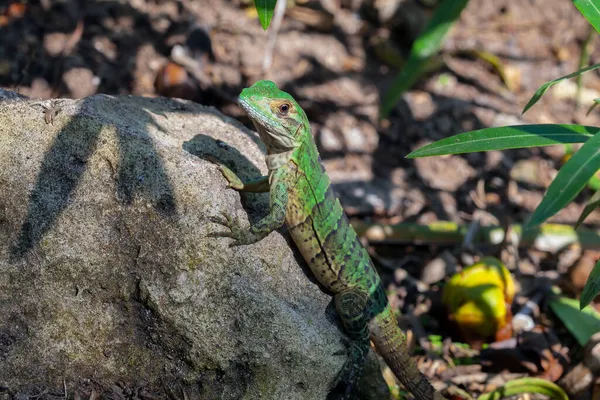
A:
[208,212,245,246]
[214,163,245,191]
[328,340,367,400]
[332,336,351,356]
[205,157,244,191]
[208,211,260,247]
[218,165,245,191]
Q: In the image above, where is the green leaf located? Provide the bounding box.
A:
[587,98,600,115]
[478,377,569,400]
[380,0,469,117]
[581,260,600,309]
[589,170,600,190]
[254,0,277,30]
[527,131,600,228]
[406,124,597,158]
[574,0,600,34]
[410,0,470,59]
[464,49,514,91]
[576,189,600,228]
[522,63,600,114]
[549,296,600,346]
[380,57,429,118]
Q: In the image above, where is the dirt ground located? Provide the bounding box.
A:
[2,0,600,399]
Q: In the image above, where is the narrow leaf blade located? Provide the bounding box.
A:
[528,131,600,227]
[478,378,569,400]
[522,63,600,114]
[410,0,470,59]
[576,189,600,228]
[381,58,427,118]
[587,98,600,116]
[254,0,277,30]
[406,124,596,158]
[549,296,600,345]
[581,260,600,309]
[574,0,600,34]
[380,0,469,116]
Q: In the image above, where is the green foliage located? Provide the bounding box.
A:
[581,260,600,309]
[428,334,443,347]
[409,124,600,307]
[408,0,600,306]
[522,63,600,114]
[549,296,600,344]
[587,98,600,115]
[409,0,469,59]
[406,124,596,158]
[254,0,277,30]
[477,377,569,400]
[576,188,600,228]
[380,0,470,117]
[574,0,600,34]
[528,132,600,227]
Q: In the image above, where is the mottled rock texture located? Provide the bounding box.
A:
[0,90,386,399]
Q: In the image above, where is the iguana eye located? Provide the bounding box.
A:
[278,103,290,114]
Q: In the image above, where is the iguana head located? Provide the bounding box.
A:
[238,80,309,153]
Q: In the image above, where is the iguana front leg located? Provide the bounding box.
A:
[331,288,371,400]
[217,164,269,192]
[211,168,289,246]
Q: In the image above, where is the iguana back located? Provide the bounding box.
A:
[286,131,444,400]
[212,80,446,400]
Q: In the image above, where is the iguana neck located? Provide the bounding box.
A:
[265,149,296,170]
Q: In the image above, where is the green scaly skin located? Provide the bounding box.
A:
[211,80,446,400]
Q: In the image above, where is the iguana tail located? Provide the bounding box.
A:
[369,304,447,400]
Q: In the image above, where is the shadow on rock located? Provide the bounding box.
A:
[10,96,180,260]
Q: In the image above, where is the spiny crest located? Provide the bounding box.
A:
[241,80,295,102]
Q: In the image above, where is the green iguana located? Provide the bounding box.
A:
[210,80,446,400]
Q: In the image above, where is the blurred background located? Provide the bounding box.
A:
[2,0,600,398]
[2,1,599,225]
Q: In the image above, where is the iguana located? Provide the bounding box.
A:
[210,80,446,400]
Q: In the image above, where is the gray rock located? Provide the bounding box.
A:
[0,92,386,399]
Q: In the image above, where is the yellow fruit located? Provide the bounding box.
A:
[443,257,515,340]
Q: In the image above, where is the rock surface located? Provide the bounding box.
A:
[0,91,387,399]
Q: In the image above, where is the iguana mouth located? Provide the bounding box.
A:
[238,97,267,124]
